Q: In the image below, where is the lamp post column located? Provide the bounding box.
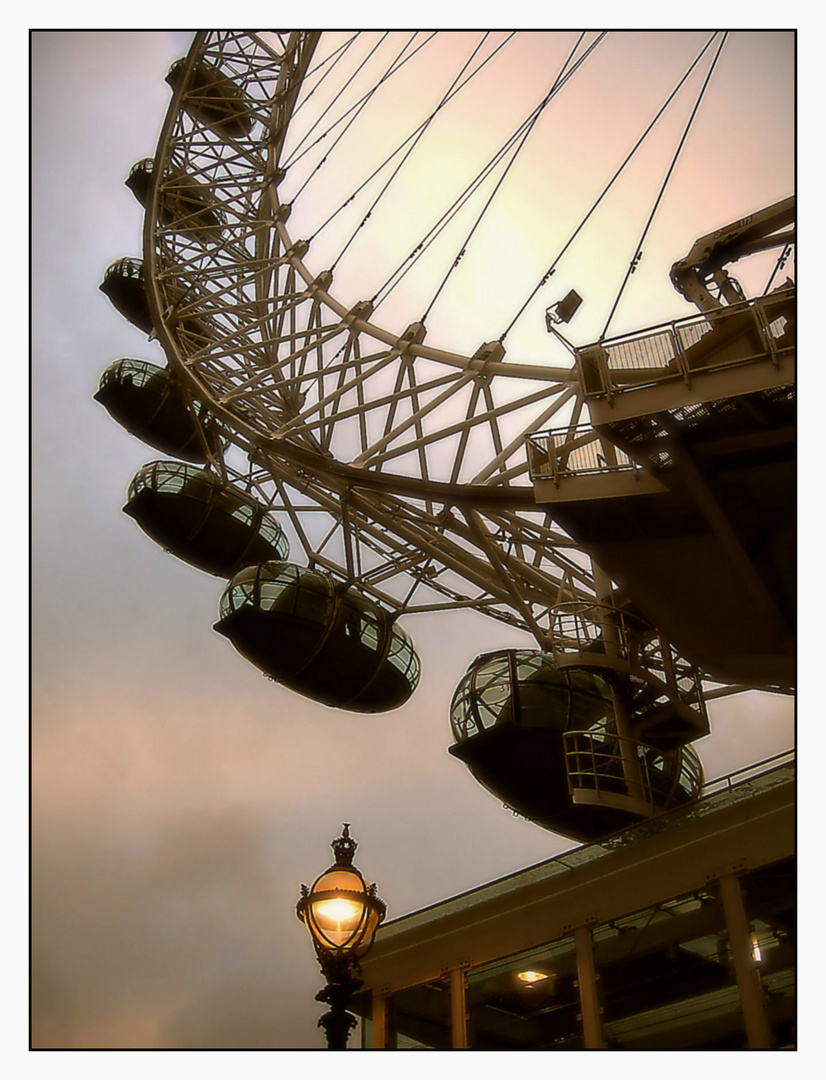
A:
[315,958,362,1049]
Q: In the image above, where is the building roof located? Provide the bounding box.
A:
[360,756,794,996]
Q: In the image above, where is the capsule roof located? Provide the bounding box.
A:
[450,649,614,744]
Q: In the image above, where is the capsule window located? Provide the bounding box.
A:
[473,658,511,727]
[154,463,189,494]
[478,681,509,718]
[230,501,255,526]
[129,157,154,179]
[101,358,159,391]
[339,604,380,651]
[254,571,293,613]
[515,653,545,681]
[230,575,257,611]
[339,595,383,652]
[450,650,618,742]
[134,368,167,393]
[119,258,143,280]
[451,679,477,739]
[359,616,381,652]
[408,649,421,687]
[127,463,168,499]
[229,565,329,622]
[257,515,276,543]
[235,563,333,623]
[387,635,408,672]
[218,565,257,617]
[293,578,335,622]
[160,470,186,495]
[387,626,420,684]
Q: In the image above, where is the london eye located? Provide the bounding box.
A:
[96,31,794,842]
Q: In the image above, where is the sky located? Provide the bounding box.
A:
[29,29,796,1063]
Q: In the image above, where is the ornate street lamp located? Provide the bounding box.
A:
[297,824,386,1049]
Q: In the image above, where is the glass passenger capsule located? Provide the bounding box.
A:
[449,650,702,842]
[166,58,254,139]
[99,258,210,342]
[94,359,222,463]
[125,158,226,243]
[214,562,421,713]
[123,461,289,577]
[99,257,153,334]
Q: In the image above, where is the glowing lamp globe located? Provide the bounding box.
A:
[297,824,386,965]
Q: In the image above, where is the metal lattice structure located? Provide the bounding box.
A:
[104,30,795,742]
[142,31,602,646]
[94,28,797,837]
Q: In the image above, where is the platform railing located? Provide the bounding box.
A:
[563,730,703,814]
[527,424,644,484]
[563,730,649,803]
[550,600,647,657]
[701,748,795,797]
[575,290,794,402]
[564,732,793,821]
[549,600,704,709]
[527,291,794,486]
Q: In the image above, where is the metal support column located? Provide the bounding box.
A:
[592,561,645,800]
[450,968,468,1049]
[575,925,604,1048]
[719,873,773,1048]
[370,992,388,1049]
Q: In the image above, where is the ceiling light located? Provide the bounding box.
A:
[517,969,549,984]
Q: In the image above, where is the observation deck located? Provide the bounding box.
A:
[528,291,794,688]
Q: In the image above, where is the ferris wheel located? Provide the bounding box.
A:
[96,31,794,840]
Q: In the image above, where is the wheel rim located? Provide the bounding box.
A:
[138,30,790,668]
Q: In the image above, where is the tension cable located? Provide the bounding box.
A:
[309,32,517,254]
[600,32,728,341]
[500,31,723,343]
[422,32,606,323]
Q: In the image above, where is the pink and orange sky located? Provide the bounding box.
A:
[31,30,796,1062]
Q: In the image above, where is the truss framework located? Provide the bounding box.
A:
[141,31,600,638]
[136,31,741,720]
